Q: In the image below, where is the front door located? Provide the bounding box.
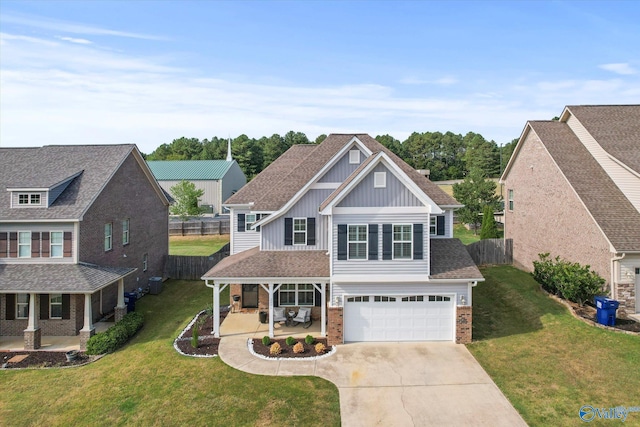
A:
[242,284,259,308]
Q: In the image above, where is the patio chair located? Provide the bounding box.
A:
[292,307,312,329]
[272,307,287,324]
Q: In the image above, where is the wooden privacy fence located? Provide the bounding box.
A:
[165,243,230,280]
[169,219,230,236]
[466,238,513,265]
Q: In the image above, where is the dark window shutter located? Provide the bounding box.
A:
[0,232,7,258]
[284,218,293,246]
[413,224,423,260]
[307,217,316,246]
[31,232,40,257]
[41,232,50,257]
[6,294,15,320]
[63,232,72,257]
[62,294,71,319]
[40,294,49,320]
[255,214,261,232]
[382,224,392,260]
[315,287,321,307]
[337,224,347,260]
[274,290,279,307]
[9,232,17,257]
[437,216,445,236]
[237,214,245,232]
[368,224,378,260]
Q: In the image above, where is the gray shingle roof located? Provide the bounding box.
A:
[567,105,640,174]
[0,145,136,221]
[0,263,136,293]
[146,160,234,180]
[429,239,483,280]
[225,134,459,211]
[530,120,640,252]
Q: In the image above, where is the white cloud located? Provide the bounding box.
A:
[399,76,458,86]
[599,63,637,75]
[57,36,92,45]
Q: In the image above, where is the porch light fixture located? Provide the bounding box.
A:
[459,295,466,305]
[333,295,342,307]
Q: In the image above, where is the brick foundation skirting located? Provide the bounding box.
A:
[24,328,42,350]
[456,306,472,344]
[79,328,95,351]
[327,307,343,346]
[115,306,126,322]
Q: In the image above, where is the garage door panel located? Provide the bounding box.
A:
[344,295,454,342]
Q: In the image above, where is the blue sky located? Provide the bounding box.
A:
[1,1,639,154]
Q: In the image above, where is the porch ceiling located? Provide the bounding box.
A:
[0,262,136,293]
[202,247,330,281]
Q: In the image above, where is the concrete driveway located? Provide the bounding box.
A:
[219,338,527,426]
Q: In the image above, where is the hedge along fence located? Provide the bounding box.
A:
[532,253,606,306]
[164,243,230,280]
[466,238,513,265]
[86,311,144,355]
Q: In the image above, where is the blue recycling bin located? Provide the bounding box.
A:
[124,292,138,312]
[594,296,619,326]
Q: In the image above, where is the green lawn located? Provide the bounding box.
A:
[453,223,480,245]
[169,234,230,256]
[1,279,340,426]
[468,266,640,426]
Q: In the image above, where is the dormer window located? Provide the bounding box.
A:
[18,193,41,205]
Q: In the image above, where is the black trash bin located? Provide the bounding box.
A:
[259,311,268,324]
[594,296,619,326]
[124,292,137,312]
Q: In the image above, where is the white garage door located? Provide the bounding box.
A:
[344,295,454,342]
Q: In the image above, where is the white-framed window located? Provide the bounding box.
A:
[429,217,437,235]
[122,219,130,245]
[374,296,396,302]
[18,193,41,205]
[293,218,307,245]
[374,172,386,188]
[348,225,367,260]
[349,149,361,164]
[393,224,412,259]
[143,253,148,272]
[279,284,315,306]
[16,294,29,319]
[346,296,369,302]
[245,214,257,231]
[18,231,31,258]
[401,296,424,302]
[50,231,63,258]
[508,189,514,211]
[50,294,63,319]
[428,295,451,302]
[104,223,112,251]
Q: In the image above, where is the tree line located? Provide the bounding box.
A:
[145,130,517,181]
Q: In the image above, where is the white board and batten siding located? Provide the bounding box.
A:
[260,189,333,251]
[230,208,260,255]
[619,254,640,282]
[318,146,367,183]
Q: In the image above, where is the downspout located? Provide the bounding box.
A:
[611,253,626,299]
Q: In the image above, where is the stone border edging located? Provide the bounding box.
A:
[0,354,104,371]
[173,310,218,358]
[540,286,640,337]
[247,338,337,361]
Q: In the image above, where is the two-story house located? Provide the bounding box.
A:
[501,105,640,316]
[202,134,483,345]
[0,144,170,350]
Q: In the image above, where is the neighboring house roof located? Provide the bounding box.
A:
[430,239,483,280]
[202,247,330,281]
[146,160,236,180]
[527,121,640,252]
[0,144,168,221]
[565,105,640,174]
[225,134,459,211]
[203,239,481,282]
[0,263,136,293]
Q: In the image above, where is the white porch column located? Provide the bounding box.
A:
[26,292,38,331]
[321,283,327,337]
[268,283,274,338]
[213,283,221,338]
[81,293,93,332]
[117,279,125,308]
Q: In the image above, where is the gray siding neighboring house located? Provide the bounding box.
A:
[0,144,170,350]
[501,105,640,315]
[147,160,246,215]
[203,134,482,345]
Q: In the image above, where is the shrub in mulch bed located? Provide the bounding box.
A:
[251,337,330,359]
[174,308,229,357]
[571,302,640,333]
[1,351,95,369]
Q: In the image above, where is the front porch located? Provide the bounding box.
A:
[220,311,322,339]
[0,320,113,352]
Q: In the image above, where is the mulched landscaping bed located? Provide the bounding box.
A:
[572,302,640,333]
[251,338,330,359]
[1,351,95,369]
[175,308,228,356]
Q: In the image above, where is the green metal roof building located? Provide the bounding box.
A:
[147,160,246,215]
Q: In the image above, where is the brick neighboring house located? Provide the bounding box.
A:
[203,134,483,345]
[0,144,170,350]
[501,105,640,315]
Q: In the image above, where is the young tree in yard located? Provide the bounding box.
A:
[453,168,501,234]
[169,180,207,220]
[480,205,500,239]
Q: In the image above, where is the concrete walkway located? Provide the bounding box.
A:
[219,336,527,426]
